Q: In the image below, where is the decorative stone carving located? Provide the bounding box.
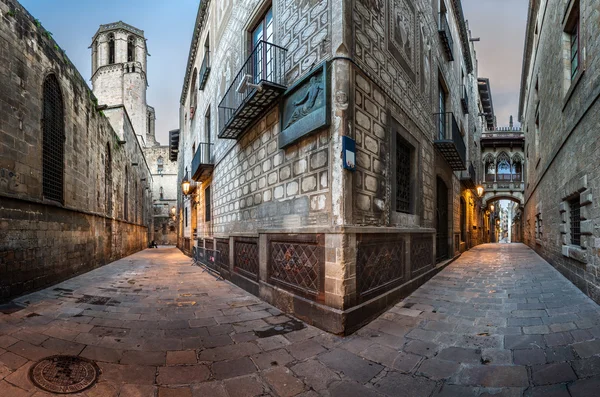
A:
[279,62,330,148]
[387,0,417,83]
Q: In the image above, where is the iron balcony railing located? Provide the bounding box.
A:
[460,162,476,189]
[218,41,287,139]
[438,12,454,61]
[461,85,469,114]
[434,112,466,170]
[191,142,214,182]
[199,50,211,91]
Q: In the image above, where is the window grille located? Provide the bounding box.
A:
[570,197,581,246]
[570,23,579,80]
[395,137,411,213]
[159,186,164,200]
[42,74,65,203]
[205,186,211,222]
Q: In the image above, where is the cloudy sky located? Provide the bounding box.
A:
[21,0,527,142]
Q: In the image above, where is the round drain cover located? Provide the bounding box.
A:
[29,355,99,394]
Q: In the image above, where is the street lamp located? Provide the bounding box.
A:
[170,206,176,216]
[490,203,495,212]
[181,167,192,196]
[476,185,484,198]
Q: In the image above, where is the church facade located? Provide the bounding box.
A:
[0,3,153,300]
[177,0,487,334]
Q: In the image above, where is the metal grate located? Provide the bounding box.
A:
[356,235,405,302]
[30,355,99,394]
[42,74,65,203]
[234,238,259,280]
[411,234,433,277]
[570,197,581,246]
[216,238,230,272]
[269,241,323,298]
[396,137,411,213]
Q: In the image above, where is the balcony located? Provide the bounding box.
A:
[434,112,466,171]
[169,129,179,161]
[438,13,454,61]
[218,41,287,140]
[484,174,524,191]
[199,51,210,91]
[460,162,476,189]
[191,143,214,182]
[461,85,469,114]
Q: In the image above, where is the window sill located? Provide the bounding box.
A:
[562,69,585,111]
[561,244,587,263]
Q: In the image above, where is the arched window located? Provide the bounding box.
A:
[157,156,164,174]
[105,143,112,214]
[496,152,511,182]
[124,166,129,220]
[159,186,164,200]
[483,154,495,182]
[127,36,135,62]
[190,68,198,118]
[92,40,98,71]
[42,74,65,203]
[108,33,115,64]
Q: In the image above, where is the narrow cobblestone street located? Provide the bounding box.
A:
[1,244,599,397]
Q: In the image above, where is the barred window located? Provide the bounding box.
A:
[396,136,412,213]
[570,197,581,246]
[105,143,112,214]
[124,166,129,221]
[42,74,65,203]
[159,186,164,200]
[205,186,211,222]
[157,156,164,174]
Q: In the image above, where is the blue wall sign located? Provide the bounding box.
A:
[342,136,356,171]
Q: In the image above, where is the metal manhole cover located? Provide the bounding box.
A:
[29,355,99,394]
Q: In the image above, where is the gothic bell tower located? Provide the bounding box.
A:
[90,21,156,146]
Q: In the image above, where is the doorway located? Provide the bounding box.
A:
[436,177,449,262]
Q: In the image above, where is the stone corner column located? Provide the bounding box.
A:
[324,233,357,311]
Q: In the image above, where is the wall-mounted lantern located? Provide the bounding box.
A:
[490,203,495,212]
[181,167,192,196]
[476,185,484,198]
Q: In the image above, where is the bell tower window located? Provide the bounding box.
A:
[128,36,135,62]
[108,33,115,64]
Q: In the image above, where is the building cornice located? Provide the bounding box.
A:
[180,0,211,106]
[518,0,539,120]
[450,0,473,74]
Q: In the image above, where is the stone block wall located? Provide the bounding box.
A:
[0,0,151,301]
[521,0,600,303]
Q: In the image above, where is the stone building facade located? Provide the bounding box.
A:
[0,0,152,301]
[91,21,178,245]
[177,0,485,334]
[520,0,600,303]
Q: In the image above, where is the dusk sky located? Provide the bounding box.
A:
[20,0,527,142]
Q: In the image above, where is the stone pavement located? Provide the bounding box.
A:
[1,244,600,397]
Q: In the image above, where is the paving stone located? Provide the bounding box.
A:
[318,348,383,383]
[198,342,260,362]
[262,366,305,397]
[291,359,340,391]
[404,328,439,342]
[158,387,192,397]
[120,350,166,366]
[6,341,55,361]
[166,350,197,365]
[0,351,28,370]
[523,325,551,334]
[507,317,543,326]
[0,336,18,349]
[223,375,265,397]
[119,384,158,397]
[373,371,437,397]
[80,345,123,363]
[3,361,35,391]
[433,384,479,397]
[157,365,210,385]
[571,356,600,378]
[286,339,326,360]
[416,358,460,380]
[544,346,575,363]
[251,348,294,370]
[531,384,571,397]
[207,324,233,336]
[256,334,291,351]
[457,365,529,387]
[568,378,600,397]
[212,357,257,379]
[329,381,382,397]
[531,362,577,385]
[572,338,600,358]
[549,322,577,333]
[0,380,32,397]
[404,340,438,357]
[513,348,546,365]
[190,381,228,397]
[437,347,481,363]
[505,334,545,349]
[481,348,512,365]
[97,362,157,385]
[570,329,593,342]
